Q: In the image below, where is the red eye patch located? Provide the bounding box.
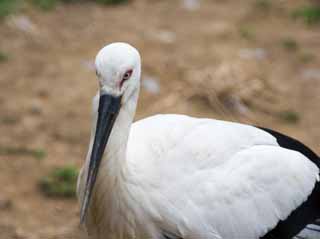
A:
[120,69,133,88]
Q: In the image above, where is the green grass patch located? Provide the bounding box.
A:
[0,146,46,160]
[0,51,9,62]
[255,0,271,11]
[1,115,19,124]
[281,38,299,51]
[1,0,130,15]
[239,26,255,40]
[60,0,82,2]
[278,110,300,124]
[299,52,315,64]
[39,166,79,198]
[32,0,58,11]
[95,0,129,4]
[32,0,129,10]
[293,5,320,25]
[0,0,19,18]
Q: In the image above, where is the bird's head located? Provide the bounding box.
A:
[80,42,141,224]
[95,42,141,103]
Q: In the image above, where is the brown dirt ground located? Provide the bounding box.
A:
[0,0,319,238]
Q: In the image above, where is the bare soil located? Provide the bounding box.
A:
[0,0,319,238]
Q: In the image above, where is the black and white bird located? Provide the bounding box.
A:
[77,42,320,239]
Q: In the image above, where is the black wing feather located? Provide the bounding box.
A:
[258,127,320,239]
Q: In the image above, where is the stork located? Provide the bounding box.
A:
[77,42,320,239]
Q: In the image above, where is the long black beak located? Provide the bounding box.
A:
[80,93,121,224]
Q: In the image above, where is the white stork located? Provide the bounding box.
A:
[77,42,320,239]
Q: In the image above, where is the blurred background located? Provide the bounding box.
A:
[0,0,319,238]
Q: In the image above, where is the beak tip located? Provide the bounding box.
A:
[79,190,91,225]
[80,214,85,225]
[79,205,86,225]
[80,203,89,225]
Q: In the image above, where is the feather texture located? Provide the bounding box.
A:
[79,114,319,239]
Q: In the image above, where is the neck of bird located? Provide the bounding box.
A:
[87,89,139,237]
[101,95,137,180]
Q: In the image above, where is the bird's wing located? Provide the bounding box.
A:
[126,114,319,239]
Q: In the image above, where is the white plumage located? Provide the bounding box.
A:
[77,43,319,239]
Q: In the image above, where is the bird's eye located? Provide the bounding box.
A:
[120,69,133,88]
[123,70,133,81]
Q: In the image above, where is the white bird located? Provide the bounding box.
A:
[77,42,320,239]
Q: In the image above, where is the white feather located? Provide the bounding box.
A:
[124,115,319,239]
